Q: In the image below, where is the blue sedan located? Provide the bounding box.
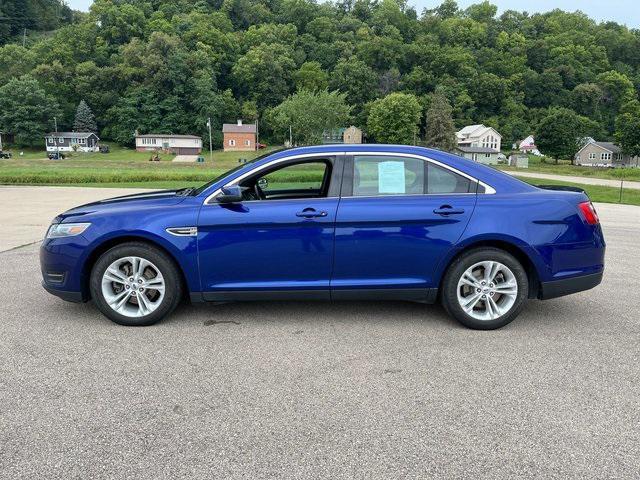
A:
[40,145,605,329]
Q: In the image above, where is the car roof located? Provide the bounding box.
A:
[200,144,536,197]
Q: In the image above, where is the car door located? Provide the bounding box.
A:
[331,154,477,300]
[196,156,341,301]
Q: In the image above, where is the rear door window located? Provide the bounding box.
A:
[427,163,474,194]
[353,156,425,196]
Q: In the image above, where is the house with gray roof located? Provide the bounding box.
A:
[45,132,99,153]
[575,141,639,168]
[135,134,202,155]
[455,146,500,165]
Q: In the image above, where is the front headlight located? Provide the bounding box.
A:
[46,222,91,239]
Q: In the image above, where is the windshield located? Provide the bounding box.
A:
[191,149,286,196]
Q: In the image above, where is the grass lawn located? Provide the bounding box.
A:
[1,144,638,206]
[0,143,275,186]
[496,155,640,182]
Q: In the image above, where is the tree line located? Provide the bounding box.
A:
[0,0,640,159]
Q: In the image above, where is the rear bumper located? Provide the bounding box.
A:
[42,281,85,303]
[538,271,603,300]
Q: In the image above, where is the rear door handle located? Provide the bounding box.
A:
[433,205,465,216]
[296,208,328,218]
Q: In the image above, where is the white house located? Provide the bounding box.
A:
[456,124,502,152]
[515,135,541,156]
[135,134,202,155]
[44,132,100,153]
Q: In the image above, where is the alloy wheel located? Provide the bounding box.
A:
[101,256,165,318]
[456,260,518,321]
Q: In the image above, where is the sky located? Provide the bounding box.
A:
[65,0,640,28]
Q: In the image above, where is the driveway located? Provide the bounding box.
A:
[1,188,639,478]
[506,170,640,190]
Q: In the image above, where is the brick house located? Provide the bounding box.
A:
[222,120,256,151]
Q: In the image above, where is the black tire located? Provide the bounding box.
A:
[90,242,183,326]
[441,247,529,330]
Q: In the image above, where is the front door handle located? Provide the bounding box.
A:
[433,205,465,216]
[296,208,328,218]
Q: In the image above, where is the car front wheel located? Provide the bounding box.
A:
[90,242,183,326]
[441,247,529,330]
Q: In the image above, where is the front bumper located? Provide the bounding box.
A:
[538,270,603,300]
[42,281,85,303]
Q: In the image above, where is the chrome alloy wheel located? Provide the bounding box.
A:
[456,261,518,321]
[101,256,165,318]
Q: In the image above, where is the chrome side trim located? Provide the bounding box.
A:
[166,227,198,237]
[203,150,497,205]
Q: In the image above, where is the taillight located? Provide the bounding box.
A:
[578,201,599,225]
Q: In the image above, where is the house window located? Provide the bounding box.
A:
[589,153,596,160]
[601,153,611,161]
[79,138,86,145]
[229,139,236,146]
[58,137,64,142]
[244,139,251,146]
[47,138,54,144]
[485,153,491,158]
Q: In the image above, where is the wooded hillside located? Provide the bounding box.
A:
[1,0,639,148]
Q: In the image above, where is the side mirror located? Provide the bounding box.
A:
[216,185,243,204]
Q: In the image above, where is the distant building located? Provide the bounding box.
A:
[222,120,256,151]
[455,146,500,165]
[135,134,202,155]
[322,126,363,144]
[456,124,502,152]
[45,132,99,153]
[322,128,345,144]
[514,135,541,156]
[575,141,639,168]
[343,126,362,144]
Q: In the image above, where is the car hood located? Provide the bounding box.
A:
[53,189,191,222]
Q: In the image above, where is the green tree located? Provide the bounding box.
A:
[329,57,379,107]
[232,43,296,108]
[424,92,456,152]
[536,108,601,164]
[73,100,97,133]
[294,62,329,92]
[270,90,351,145]
[367,92,421,144]
[615,101,640,159]
[0,75,60,146]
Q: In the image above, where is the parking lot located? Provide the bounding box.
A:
[1,187,639,479]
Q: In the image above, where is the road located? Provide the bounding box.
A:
[0,186,151,252]
[0,189,639,479]
[506,170,640,190]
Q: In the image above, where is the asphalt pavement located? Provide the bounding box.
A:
[0,198,638,479]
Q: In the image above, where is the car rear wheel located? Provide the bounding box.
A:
[441,248,529,330]
[90,242,183,326]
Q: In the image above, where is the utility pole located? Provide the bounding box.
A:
[207,117,213,162]
[0,131,3,152]
[22,28,26,47]
[289,125,292,146]
[54,116,59,158]
[255,119,259,151]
